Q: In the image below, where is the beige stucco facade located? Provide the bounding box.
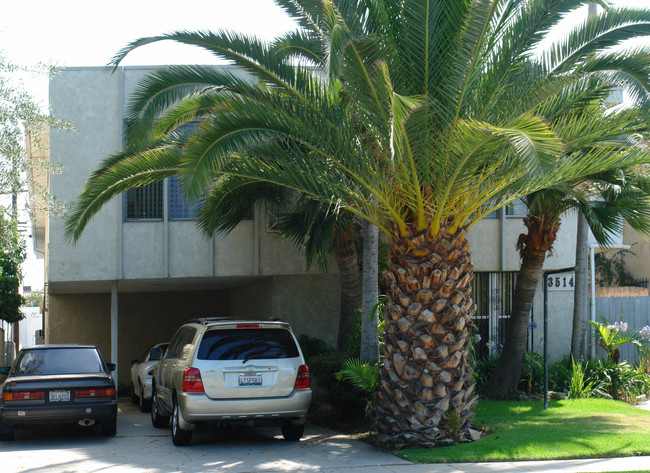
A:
[40,66,580,387]
[622,221,650,281]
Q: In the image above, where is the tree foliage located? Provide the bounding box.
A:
[0,214,25,323]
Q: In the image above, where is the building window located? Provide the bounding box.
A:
[470,272,520,360]
[169,176,201,220]
[125,182,163,220]
[506,199,528,217]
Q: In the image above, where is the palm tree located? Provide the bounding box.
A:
[65,1,650,447]
[481,97,650,396]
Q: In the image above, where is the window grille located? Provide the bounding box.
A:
[506,199,528,217]
[169,176,200,220]
[470,272,519,359]
[125,182,163,219]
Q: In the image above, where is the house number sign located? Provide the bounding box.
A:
[545,272,575,291]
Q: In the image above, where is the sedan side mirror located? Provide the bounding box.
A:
[149,347,163,361]
[107,363,117,372]
[0,366,9,375]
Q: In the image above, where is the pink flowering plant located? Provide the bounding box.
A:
[590,317,644,364]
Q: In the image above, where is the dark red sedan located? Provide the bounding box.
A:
[0,344,117,441]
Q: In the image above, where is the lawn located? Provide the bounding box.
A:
[398,399,650,463]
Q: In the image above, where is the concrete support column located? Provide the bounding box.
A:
[111,280,119,388]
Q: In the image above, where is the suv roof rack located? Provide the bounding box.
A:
[185,317,286,326]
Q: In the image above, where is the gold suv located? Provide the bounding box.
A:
[150,318,312,446]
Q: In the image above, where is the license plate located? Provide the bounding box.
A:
[238,374,262,386]
[49,390,70,402]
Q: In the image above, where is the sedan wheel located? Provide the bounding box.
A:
[131,383,138,404]
[171,400,192,446]
[101,416,117,436]
[138,381,150,412]
[0,417,14,441]
[150,388,170,428]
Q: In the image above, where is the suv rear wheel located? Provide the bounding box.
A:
[171,399,193,446]
[150,388,170,428]
[281,423,304,441]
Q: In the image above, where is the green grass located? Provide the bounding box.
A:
[398,399,650,463]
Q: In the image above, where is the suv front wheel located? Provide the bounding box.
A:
[171,399,193,446]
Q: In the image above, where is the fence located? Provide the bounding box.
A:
[595,296,650,364]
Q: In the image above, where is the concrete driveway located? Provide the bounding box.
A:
[0,400,410,473]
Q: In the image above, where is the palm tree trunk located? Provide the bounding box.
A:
[571,214,589,360]
[375,224,478,447]
[334,231,362,351]
[360,219,379,362]
[482,247,547,396]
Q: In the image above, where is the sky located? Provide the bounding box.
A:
[0,0,297,105]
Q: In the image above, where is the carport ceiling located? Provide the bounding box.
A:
[47,276,266,294]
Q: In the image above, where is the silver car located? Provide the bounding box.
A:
[130,342,169,412]
[150,318,312,446]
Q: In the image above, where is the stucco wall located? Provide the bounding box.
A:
[623,221,650,281]
[230,274,341,348]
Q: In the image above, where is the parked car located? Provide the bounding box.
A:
[150,318,312,446]
[130,342,169,412]
[0,344,117,441]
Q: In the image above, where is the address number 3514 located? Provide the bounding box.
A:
[546,274,575,290]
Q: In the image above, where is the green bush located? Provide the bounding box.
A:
[308,351,368,418]
[472,354,499,391]
[568,356,603,399]
[548,356,572,393]
[587,360,648,401]
[335,357,380,400]
[298,334,333,361]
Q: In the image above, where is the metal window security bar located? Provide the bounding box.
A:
[471,272,518,359]
[168,176,201,220]
[124,182,163,219]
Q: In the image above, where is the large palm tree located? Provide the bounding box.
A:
[66,1,650,447]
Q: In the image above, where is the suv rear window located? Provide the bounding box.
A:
[197,328,299,361]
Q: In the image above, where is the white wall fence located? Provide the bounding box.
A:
[595,296,650,364]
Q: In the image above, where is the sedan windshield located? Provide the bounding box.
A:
[12,348,106,376]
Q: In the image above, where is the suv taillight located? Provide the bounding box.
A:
[294,364,310,389]
[182,367,204,392]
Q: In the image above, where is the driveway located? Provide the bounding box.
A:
[0,400,410,473]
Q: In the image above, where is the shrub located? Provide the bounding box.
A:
[548,356,572,393]
[520,351,544,394]
[568,356,602,399]
[308,351,368,418]
[588,360,648,401]
[335,357,380,400]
